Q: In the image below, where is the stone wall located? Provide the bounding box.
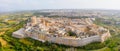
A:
[13,28,110,47]
[12,28,26,38]
[48,35,101,47]
[101,30,111,42]
[26,32,110,47]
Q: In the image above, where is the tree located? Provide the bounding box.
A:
[68,31,76,36]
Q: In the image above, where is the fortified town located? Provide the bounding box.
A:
[12,16,111,47]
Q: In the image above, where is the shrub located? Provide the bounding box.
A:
[68,31,76,36]
[79,42,105,50]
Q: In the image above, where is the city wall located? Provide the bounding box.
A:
[26,31,110,47]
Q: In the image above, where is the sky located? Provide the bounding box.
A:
[0,0,120,12]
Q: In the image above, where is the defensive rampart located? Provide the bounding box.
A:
[26,30,110,47]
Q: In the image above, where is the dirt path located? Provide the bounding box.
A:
[0,37,7,47]
[0,32,5,36]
